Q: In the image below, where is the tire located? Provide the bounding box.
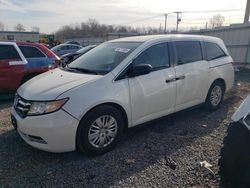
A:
[76,105,125,155]
[205,81,225,110]
[219,122,250,187]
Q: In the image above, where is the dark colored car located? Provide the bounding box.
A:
[60,45,96,66]
[219,95,250,187]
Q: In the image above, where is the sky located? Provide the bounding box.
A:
[0,0,247,33]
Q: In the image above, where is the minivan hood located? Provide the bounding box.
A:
[18,68,103,100]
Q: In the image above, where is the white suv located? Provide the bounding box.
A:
[11,35,235,154]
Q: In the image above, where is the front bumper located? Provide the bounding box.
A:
[11,108,79,153]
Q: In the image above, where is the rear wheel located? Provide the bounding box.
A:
[219,122,250,187]
[77,105,125,155]
[205,81,225,110]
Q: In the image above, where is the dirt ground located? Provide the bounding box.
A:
[0,68,249,187]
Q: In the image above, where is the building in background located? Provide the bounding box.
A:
[0,31,39,42]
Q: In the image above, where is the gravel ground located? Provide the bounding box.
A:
[0,68,249,187]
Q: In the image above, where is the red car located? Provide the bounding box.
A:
[0,42,60,93]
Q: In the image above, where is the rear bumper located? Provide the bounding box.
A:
[11,108,79,153]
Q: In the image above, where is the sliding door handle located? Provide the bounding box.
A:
[165,78,176,83]
[176,75,186,80]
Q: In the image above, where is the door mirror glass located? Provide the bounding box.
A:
[128,64,152,77]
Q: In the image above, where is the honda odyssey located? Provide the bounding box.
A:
[11,35,235,155]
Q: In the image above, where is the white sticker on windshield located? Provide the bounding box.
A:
[115,48,130,53]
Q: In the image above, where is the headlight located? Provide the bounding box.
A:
[27,98,68,116]
[243,113,250,127]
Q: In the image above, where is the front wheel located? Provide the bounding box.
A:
[77,105,125,155]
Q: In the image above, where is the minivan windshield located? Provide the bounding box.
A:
[67,42,141,75]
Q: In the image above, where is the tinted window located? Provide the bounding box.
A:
[205,42,226,61]
[70,46,79,49]
[19,46,46,58]
[175,41,203,64]
[0,44,21,60]
[133,43,170,70]
[61,46,69,50]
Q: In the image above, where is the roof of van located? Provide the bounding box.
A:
[111,34,221,43]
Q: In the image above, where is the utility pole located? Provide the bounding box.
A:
[164,13,168,34]
[244,0,250,23]
[175,12,182,32]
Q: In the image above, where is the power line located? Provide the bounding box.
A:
[120,14,163,25]
[183,9,244,13]
[118,9,245,27]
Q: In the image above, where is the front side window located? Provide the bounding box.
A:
[175,41,203,65]
[19,46,46,58]
[67,42,141,75]
[0,44,21,60]
[133,43,170,70]
[205,42,227,61]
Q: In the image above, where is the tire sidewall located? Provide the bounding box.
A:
[77,105,125,155]
[205,81,225,110]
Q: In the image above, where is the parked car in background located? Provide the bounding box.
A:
[11,35,234,155]
[64,41,81,46]
[60,45,96,66]
[51,44,82,56]
[0,42,59,93]
[219,95,250,187]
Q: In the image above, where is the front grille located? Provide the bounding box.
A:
[14,94,31,118]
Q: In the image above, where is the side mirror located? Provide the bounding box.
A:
[128,64,152,77]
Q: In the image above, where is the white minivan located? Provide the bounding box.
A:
[11,35,235,155]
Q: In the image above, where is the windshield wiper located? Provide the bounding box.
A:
[66,66,99,75]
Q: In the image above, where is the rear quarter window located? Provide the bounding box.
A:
[0,44,21,60]
[175,41,203,65]
[204,42,227,61]
[19,46,46,58]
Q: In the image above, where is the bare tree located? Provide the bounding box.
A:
[55,18,162,40]
[31,26,40,33]
[209,14,225,29]
[0,22,4,31]
[14,23,26,32]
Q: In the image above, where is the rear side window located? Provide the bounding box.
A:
[0,44,21,60]
[175,41,203,65]
[133,43,170,71]
[19,46,46,58]
[61,46,69,50]
[70,46,79,49]
[205,42,227,61]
